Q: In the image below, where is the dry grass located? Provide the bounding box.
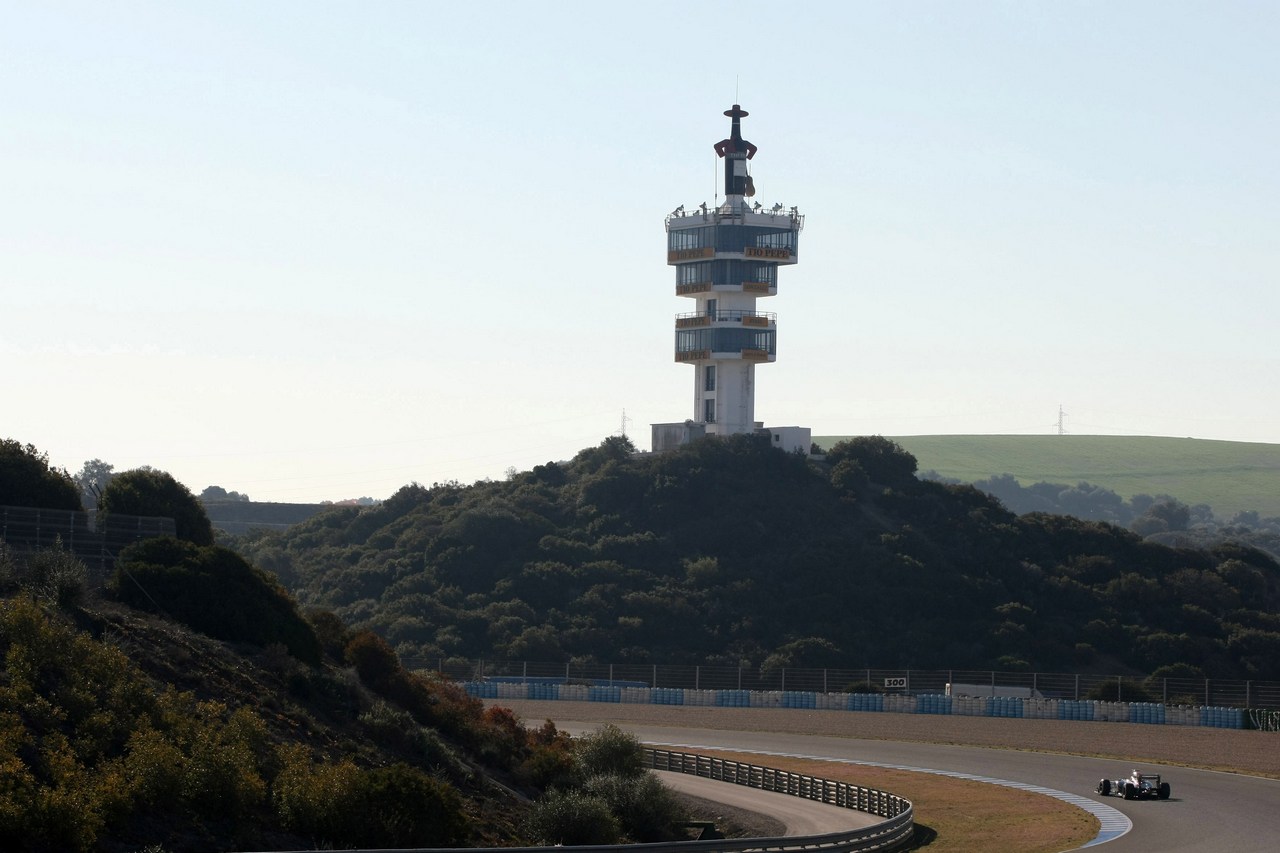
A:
[697,749,1097,853]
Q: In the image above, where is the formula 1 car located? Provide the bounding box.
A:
[1097,769,1170,800]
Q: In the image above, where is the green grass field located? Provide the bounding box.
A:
[812,435,1280,519]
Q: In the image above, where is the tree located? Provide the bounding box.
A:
[826,436,918,486]
[99,468,215,545]
[1132,499,1191,536]
[0,439,82,511]
[73,458,116,509]
[200,485,250,502]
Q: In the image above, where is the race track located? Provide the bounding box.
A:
[520,705,1280,852]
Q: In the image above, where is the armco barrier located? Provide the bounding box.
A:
[645,747,914,852]
[468,681,1252,729]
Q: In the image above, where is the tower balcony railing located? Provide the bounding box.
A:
[668,247,797,266]
[674,310,776,329]
[666,204,804,231]
[676,281,777,296]
[675,347,776,363]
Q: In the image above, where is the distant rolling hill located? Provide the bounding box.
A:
[812,435,1280,519]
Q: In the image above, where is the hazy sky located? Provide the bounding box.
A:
[4,2,1277,503]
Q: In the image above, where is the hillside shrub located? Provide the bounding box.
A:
[276,745,467,848]
[575,724,644,779]
[358,701,470,780]
[19,541,88,609]
[516,720,579,790]
[582,772,686,841]
[344,630,485,743]
[273,743,365,843]
[524,788,621,845]
[112,537,321,664]
[98,468,214,546]
[178,705,269,818]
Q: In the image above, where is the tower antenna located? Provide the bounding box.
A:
[1055,404,1069,436]
[618,409,633,438]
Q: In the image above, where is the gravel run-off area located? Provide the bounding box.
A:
[491,700,1280,779]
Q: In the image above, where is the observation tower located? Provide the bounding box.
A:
[653,104,808,452]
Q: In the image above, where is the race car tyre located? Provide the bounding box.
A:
[1159,782,1171,800]
[1124,782,1136,800]
[1098,779,1111,796]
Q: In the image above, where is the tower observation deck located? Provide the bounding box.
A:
[663,104,804,438]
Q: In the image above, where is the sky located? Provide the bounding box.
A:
[3,2,1278,503]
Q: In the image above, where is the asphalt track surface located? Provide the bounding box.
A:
[536,710,1280,852]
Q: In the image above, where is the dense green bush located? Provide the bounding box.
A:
[274,746,467,848]
[99,468,215,546]
[19,541,88,609]
[516,721,579,790]
[523,788,621,845]
[0,440,82,511]
[582,772,687,842]
[575,724,645,779]
[112,537,321,664]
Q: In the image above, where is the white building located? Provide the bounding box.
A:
[652,104,810,455]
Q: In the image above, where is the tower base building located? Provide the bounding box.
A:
[651,104,810,456]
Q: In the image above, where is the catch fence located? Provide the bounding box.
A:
[408,658,1280,711]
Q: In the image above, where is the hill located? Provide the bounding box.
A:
[233,435,1280,682]
[0,536,691,852]
[812,435,1280,519]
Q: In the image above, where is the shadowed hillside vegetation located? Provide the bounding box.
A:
[0,530,689,851]
[234,435,1280,680]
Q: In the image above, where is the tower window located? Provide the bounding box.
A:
[704,365,716,391]
[704,397,716,423]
